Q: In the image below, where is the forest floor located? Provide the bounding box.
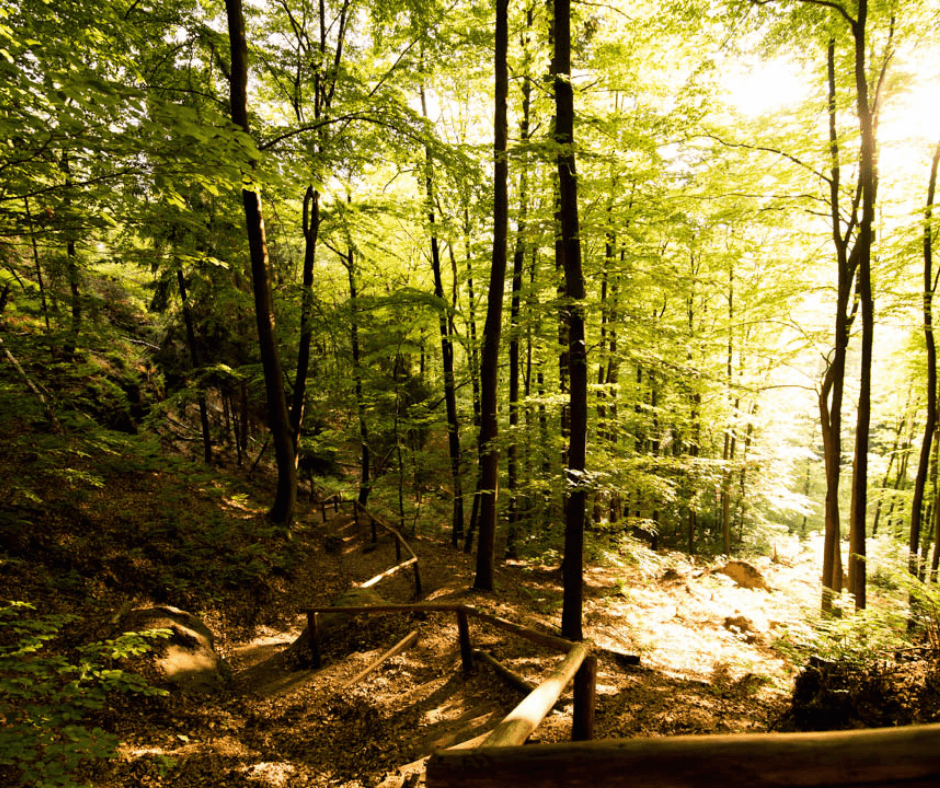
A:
[102,503,807,788]
[1,416,934,788]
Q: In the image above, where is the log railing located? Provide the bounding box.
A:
[299,601,597,743]
[425,722,940,788]
[352,502,422,597]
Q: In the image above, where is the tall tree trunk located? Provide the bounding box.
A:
[23,197,50,330]
[554,0,587,642]
[176,268,212,463]
[225,0,296,524]
[847,0,880,611]
[873,411,906,536]
[290,185,320,453]
[344,246,372,510]
[290,0,349,454]
[421,87,465,549]
[505,17,533,559]
[910,137,940,580]
[472,0,510,591]
[59,152,81,360]
[819,38,854,612]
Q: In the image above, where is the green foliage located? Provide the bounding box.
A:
[774,594,911,666]
[0,602,169,788]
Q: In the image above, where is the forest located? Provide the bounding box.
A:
[2,0,940,785]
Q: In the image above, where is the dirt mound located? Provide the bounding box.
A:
[715,560,769,591]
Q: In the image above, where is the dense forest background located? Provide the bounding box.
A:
[3,0,940,784]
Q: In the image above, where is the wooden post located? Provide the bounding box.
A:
[395,535,402,562]
[307,611,321,669]
[413,562,422,598]
[572,654,596,741]
[457,608,473,673]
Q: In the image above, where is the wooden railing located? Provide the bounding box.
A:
[299,601,597,744]
[425,722,940,787]
[352,502,422,597]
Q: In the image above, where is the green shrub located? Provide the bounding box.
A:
[0,602,169,788]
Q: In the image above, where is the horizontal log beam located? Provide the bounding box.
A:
[464,608,574,653]
[360,556,418,589]
[426,723,940,788]
[340,630,419,690]
[301,603,462,616]
[472,649,535,694]
[479,642,589,748]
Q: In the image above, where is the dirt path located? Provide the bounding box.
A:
[109,507,810,787]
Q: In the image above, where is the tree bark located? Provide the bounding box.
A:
[910,137,940,579]
[176,268,212,463]
[473,0,509,591]
[505,17,533,559]
[421,86,465,549]
[847,0,883,611]
[819,38,854,612]
[554,0,587,642]
[225,0,296,524]
[342,245,372,510]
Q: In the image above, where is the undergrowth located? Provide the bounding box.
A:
[0,602,169,788]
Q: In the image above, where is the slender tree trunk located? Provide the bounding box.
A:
[910,137,940,580]
[554,0,587,642]
[58,152,81,360]
[505,25,533,559]
[820,38,854,612]
[421,87,465,549]
[176,268,212,463]
[225,0,296,524]
[847,0,879,611]
[473,0,510,591]
[23,197,49,330]
[872,413,905,536]
[290,185,320,453]
[344,246,372,510]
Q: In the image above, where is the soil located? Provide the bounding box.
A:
[96,507,809,788]
[3,428,938,787]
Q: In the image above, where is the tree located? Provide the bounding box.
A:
[554,0,587,642]
[910,137,940,578]
[225,0,297,524]
[473,0,509,591]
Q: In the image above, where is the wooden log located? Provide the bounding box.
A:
[463,607,574,653]
[457,609,473,674]
[302,602,462,616]
[472,649,535,694]
[426,723,940,788]
[360,556,418,589]
[572,654,596,741]
[340,630,419,690]
[479,642,589,748]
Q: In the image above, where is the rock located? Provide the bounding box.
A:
[120,605,228,692]
[715,560,769,590]
[722,614,760,644]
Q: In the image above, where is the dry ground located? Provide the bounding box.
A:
[100,503,825,788]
